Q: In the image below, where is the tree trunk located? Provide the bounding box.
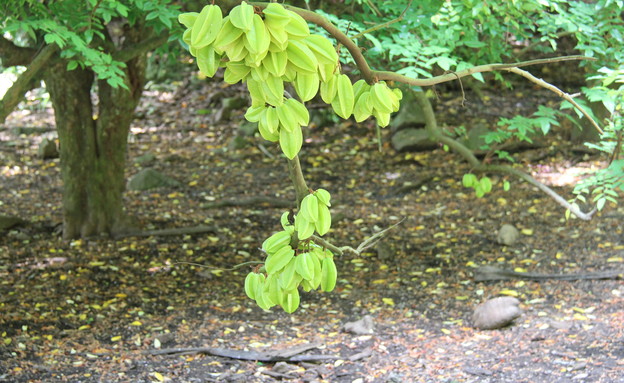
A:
[44,55,146,239]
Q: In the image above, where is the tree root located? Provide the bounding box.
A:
[474,265,622,282]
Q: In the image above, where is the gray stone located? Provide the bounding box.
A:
[213,96,248,123]
[222,96,247,110]
[127,168,180,191]
[391,128,437,152]
[238,121,257,137]
[133,152,156,164]
[389,90,426,133]
[38,138,58,159]
[473,297,522,330]
[497,224,520,246]
[460,123,490,151]
[343,315,375,335]
[228,135,250,150]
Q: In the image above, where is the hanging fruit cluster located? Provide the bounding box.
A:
[178,1,403,160]
[244,189,337,313]
[178,2,403,312]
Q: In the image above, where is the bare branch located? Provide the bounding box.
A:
[413,91,597,220]
[252,3,595,86]
[507,67,603,134]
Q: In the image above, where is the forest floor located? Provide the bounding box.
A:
[1,74,623,383]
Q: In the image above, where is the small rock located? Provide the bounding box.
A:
[389,90,426,133]
[391,128,438,152]
[497,224,520,246]
[133,152,156,165]
[228,135,250,150]
[473,297,522,330]
[460,123,490,151]
[152,332,176,346]
[375,241,394,261]
[272,362,298,375]
[38,138,58,159]
[343,315,375,335]
[238,121,257,137]
[126,168,180,191]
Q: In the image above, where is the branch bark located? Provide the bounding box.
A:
[113,34,170,63]
[0,44,58,123]
[413,91,597,220]
[251,2,600,133]
[0,37,38,66]
[287,155,309,207]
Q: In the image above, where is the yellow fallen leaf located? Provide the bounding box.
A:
[372,279,387,284]
[441,328,451,335]
[111,336,122,342]
[130,321,142,326]
[499,289,519,297]
[607,257,623,263]
[521,228,533,235]
[382,298,395,306]
[153,372,165,382]
[455,296,469,301]
[573,313,588,321]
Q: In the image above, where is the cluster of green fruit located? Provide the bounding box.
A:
[462,174,510,197]
[244,191,337,313]
[178,1,403,159]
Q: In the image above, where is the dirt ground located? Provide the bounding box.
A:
[1,77,623,382]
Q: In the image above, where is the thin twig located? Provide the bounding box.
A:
[507,67,603,134]
[173,261,263,271]
[351,0,412,40]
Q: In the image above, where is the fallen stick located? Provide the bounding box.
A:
[115,225,216,239]
[474,266,623,282]
[143,342,342,362]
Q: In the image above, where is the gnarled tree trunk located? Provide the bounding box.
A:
[43,42,147,239]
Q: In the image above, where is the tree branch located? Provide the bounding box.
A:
[413,91,597,220]
[252,3,595,86]
[0,37,38,67]
[112,34,170,63]
[0,44,58,123]
[287,155,310,207]
[506,67,603,134]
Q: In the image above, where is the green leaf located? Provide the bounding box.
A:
[480,177,492,193]
[462,174,477,188]
[279,126,303,159]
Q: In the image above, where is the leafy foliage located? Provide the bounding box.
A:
[1,0,181,88]
[321,0,623,207]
